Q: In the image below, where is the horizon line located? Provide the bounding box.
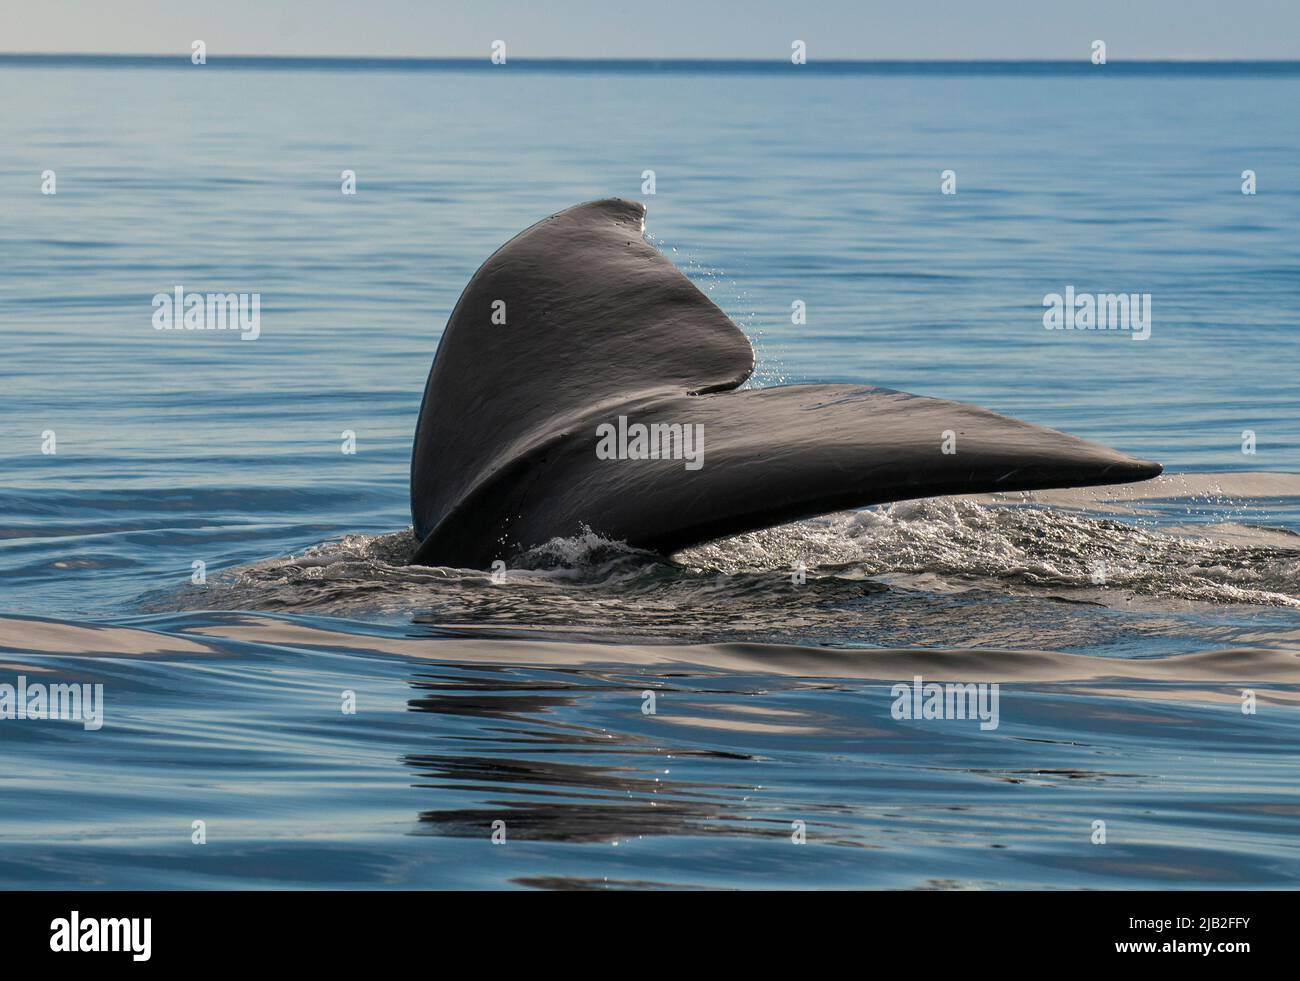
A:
[3,53,1300,76]
[5,52,1300,63]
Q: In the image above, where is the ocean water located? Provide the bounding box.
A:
[1,58,1298,889]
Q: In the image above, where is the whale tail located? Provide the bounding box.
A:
[410,199,1160,568]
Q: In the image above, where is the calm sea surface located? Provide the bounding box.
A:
[1,59,1298,889]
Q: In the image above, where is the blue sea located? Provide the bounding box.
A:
[1,57,1298,889]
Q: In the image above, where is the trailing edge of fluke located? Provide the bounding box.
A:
[409,199,1161,569]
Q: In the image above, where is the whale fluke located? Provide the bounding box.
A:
[410,199,1161,569]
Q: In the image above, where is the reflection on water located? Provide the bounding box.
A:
[404,669,788,845]
[1,613,1298,888]
[394,657,1300,885]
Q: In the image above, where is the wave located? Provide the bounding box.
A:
[6,611,1300,684]
[127,475,1300,652]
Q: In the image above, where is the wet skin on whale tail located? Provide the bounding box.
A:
[409,198,1162,569]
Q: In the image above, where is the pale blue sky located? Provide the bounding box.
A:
[6,0,1299,59]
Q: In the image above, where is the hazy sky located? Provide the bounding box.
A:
[7,0,1299,59]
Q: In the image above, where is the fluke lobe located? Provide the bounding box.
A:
[410,199,1161,568]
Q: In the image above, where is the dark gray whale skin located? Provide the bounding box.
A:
[410,199,1161,569]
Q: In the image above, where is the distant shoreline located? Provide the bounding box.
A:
[3,53,1300,75]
